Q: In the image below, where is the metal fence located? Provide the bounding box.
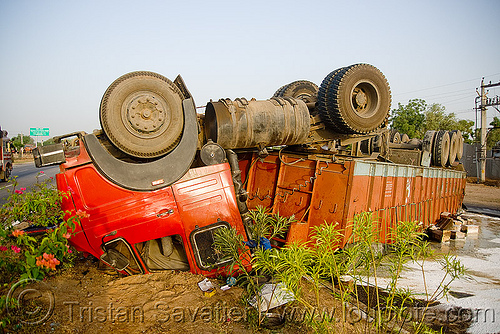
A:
[461,143,500,180]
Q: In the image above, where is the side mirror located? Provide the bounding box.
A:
[33,143,66,168]
[100,249,130,271]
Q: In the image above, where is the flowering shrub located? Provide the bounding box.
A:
[36,253,60,270]
[0,174,65,228]
[0,174,82,283]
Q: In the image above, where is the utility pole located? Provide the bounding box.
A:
[478,79,500,183]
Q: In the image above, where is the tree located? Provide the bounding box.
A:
[423,103,475,143]
[487,116,500,149]
[11,134,34,151]
[457,119,475,144]
[423,103,457,131]
[390,99,426,138]
[390,99,475,143]
[42,138,55,146]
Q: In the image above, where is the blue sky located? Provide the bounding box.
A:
[1,0,499,139]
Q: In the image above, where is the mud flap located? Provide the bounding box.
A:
[84,98,198,191]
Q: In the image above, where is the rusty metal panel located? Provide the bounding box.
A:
[272,156,316,223]
[342,160,466,245]
[245,154,280,210]
[308,161,349,230]
[242,152,466,248]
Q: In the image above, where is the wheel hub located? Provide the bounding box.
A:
[125,93,170,136]
[353,88,367,109]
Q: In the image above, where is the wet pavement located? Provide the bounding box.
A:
[377,211,500,333]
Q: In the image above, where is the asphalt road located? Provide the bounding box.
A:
[0,161,60,205]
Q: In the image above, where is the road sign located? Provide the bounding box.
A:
[30,128,49,136]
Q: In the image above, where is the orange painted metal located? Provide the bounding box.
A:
[242,152,466,247]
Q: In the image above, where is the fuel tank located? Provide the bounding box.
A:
[204,97,310,149]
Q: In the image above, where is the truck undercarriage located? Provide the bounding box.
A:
[33,64,466,276]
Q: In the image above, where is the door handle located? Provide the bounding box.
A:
[157,209,174,217]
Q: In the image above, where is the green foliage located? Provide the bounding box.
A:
[0,173,81,283]
[390,99,426,138]
[11,135,34,151]
[213,206,294,326]
[390,99,475,142]
[487,116,500,149]
[0,174,65,228]
[457,119,475,144]
[42,138,55,146]
[216,209,467,332]
[247,206,292,246]
[0,173,82,330]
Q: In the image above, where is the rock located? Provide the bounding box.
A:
[465,225,479,234]
[427,228,451,242]
[450,231,466,239]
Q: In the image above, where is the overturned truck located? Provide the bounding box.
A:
[34,64,466,276]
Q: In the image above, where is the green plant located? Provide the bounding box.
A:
[0,173,84,331]
[216,208,467,333]
[0,174,66,228]
[0,172,84,283]
[213,206,293,326]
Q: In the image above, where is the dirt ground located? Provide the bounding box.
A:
[10,258,368,334]
[463,181,500,211]
[7,180,499,334]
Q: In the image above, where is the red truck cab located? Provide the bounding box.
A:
[54,134,247,277]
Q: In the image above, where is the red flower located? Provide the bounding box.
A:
[76,210,90,219]
[14,190,23,195]
[0,246,7,251]
[36,253,60,270]
[11,245,21,253]
[12,230,25,237]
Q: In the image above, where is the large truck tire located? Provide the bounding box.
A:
[433,130,450,167]
[87,98,198,191]
[448,131,458,166]
[389,129,401,143]
[273,80,318,104]
[317,67,346,132]
[100,71,185,158]
[318,64,391,134]
[453,130,464,160]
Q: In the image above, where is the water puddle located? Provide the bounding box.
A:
[381,212,500,333]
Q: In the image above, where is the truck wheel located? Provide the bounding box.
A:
[273,80,319,104]
[453,130,464,160]
[3,165,11,181]
[389,129,401,143]
[401,133,410,143]
[448,131,458,166]
[100,71,185,158]
[317,67,346,132]
[433,130,450,167]
[318,64,391,134]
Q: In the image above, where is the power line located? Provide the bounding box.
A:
[394,72,500,96]
[417,88,471,99]
[440,95,476,105]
